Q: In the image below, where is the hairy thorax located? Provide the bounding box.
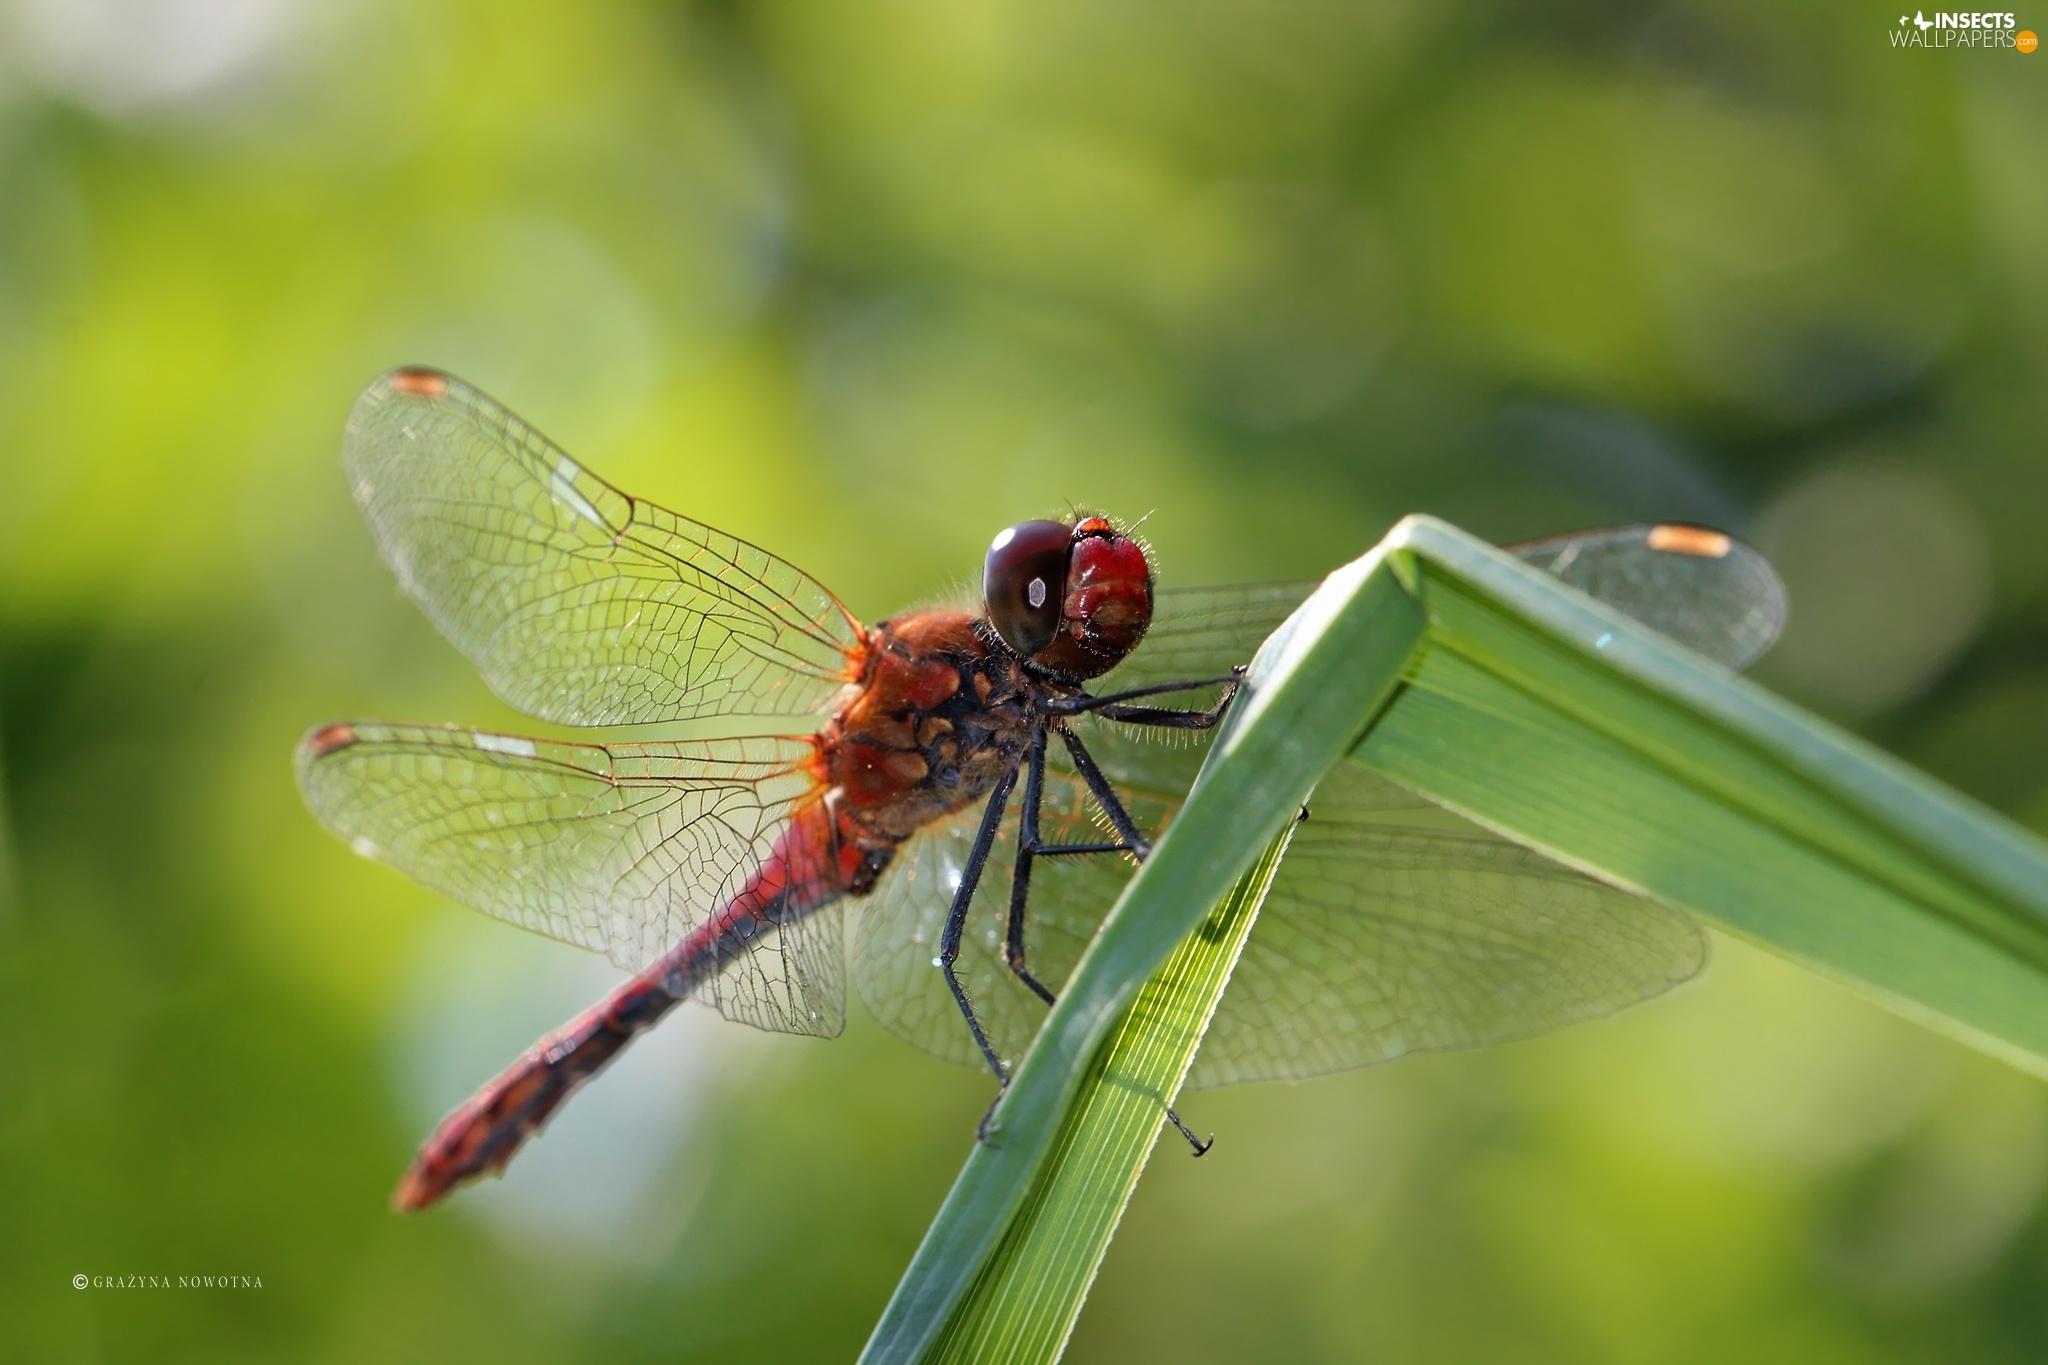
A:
[813,611,1038,882]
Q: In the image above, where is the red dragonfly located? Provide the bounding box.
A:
[298,367,1787,1210]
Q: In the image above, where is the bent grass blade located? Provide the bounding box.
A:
[1363,516,2048,1074]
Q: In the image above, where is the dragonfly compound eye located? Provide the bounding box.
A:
[983,519,1072,657]
[1036,518,1154,680]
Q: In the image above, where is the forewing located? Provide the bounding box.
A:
[1512,523,1786,671]
[1188,759,1706,1086]
[1113,521,1784,703]
[295,723,844,1036]
[1073,580,1309,801]
[1110,580,1311,692]
[343,368,862,727]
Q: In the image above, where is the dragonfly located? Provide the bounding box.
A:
[297,367,1788,1211]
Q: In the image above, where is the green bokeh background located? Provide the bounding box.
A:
[4,2,2046,1361]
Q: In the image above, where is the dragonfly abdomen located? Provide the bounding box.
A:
[393,802,860,1210]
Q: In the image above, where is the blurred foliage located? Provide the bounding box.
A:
[1,0,2045,1360]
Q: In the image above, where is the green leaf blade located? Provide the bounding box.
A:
[1369,517,2048,1074]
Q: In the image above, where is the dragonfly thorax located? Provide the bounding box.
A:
[821,611,1036,848]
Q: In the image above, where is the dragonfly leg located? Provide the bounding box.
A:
[975,1087,1008,1145]
[1002,725,1061,1007]
[1168,1111,1215,1156]
[939,763,1020,1086]
[1054,726,1152,859]
[1048,668,1244,730]
[1085,701,1229,730]
[1047,670,1242,713]
[1007,721,1212,1157]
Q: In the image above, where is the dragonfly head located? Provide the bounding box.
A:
[982,514,1153,681]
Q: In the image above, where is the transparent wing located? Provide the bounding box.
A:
[295,722,844,1037]
[1187,759,1706,1087]
[853,752,1704,1086]
[343,368,862,727]
[1107,580,1313,692]
[1512,523,1786,672]
[1115,521,1785,698]
[1084,520,1787,825]
[854,767,1149,1070]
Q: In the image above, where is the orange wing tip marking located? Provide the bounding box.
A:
[303,723,359,758]
[387,367,451,400]
[1646,525,1732,559]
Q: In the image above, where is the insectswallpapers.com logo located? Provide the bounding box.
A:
[1890,10,2038,50]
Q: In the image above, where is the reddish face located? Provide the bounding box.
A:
[982,515,1154,681]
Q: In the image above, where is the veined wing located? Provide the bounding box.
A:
[1188,759,1705,1087]
[1114,522,1785,697]
[344,368,862,727]
[853,751,1703,1088]
[1084,520,1787,841]
[1107,580,1312,692]
[1513,522,1785,672]
[295,722,844,1037]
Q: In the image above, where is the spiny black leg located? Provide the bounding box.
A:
[940,763,1019,1085]
[1086,701,1229,730]
[1035,842,1131,857]
[1055,726,1151,859]
[1071,673,1241,732]
[1047,671,1243,714]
